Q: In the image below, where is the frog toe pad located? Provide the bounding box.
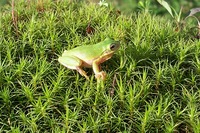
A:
[95,71,106,80]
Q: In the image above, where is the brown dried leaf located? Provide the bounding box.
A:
[188,8,200,17]
[86,23,95,35]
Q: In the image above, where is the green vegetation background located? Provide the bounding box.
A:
[1,0,200,14]
[1,0,200,132]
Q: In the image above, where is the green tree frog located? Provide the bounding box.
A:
[58,38,120,80]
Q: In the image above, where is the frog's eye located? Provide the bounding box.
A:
[110,44,116,50]
[110,43,119,51]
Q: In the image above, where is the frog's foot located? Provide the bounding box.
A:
[76,67,89,80]
[95,71,106,81]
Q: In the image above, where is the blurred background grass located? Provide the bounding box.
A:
[108,0,200,15]
[1,0,200,17]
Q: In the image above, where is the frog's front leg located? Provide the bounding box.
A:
[58,56,89,80]
[92,59,106,80]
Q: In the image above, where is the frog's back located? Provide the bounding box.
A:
[63,44,104,61]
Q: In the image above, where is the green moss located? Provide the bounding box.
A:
[0,1,200,132]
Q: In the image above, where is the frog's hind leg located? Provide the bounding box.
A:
[58,56,89,80]
[76,67,89,80]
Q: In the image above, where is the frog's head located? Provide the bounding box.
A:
[103,37,120,55]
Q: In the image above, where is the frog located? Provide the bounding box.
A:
[58,37,120,80]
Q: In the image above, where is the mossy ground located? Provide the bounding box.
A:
[0,1,200,132]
